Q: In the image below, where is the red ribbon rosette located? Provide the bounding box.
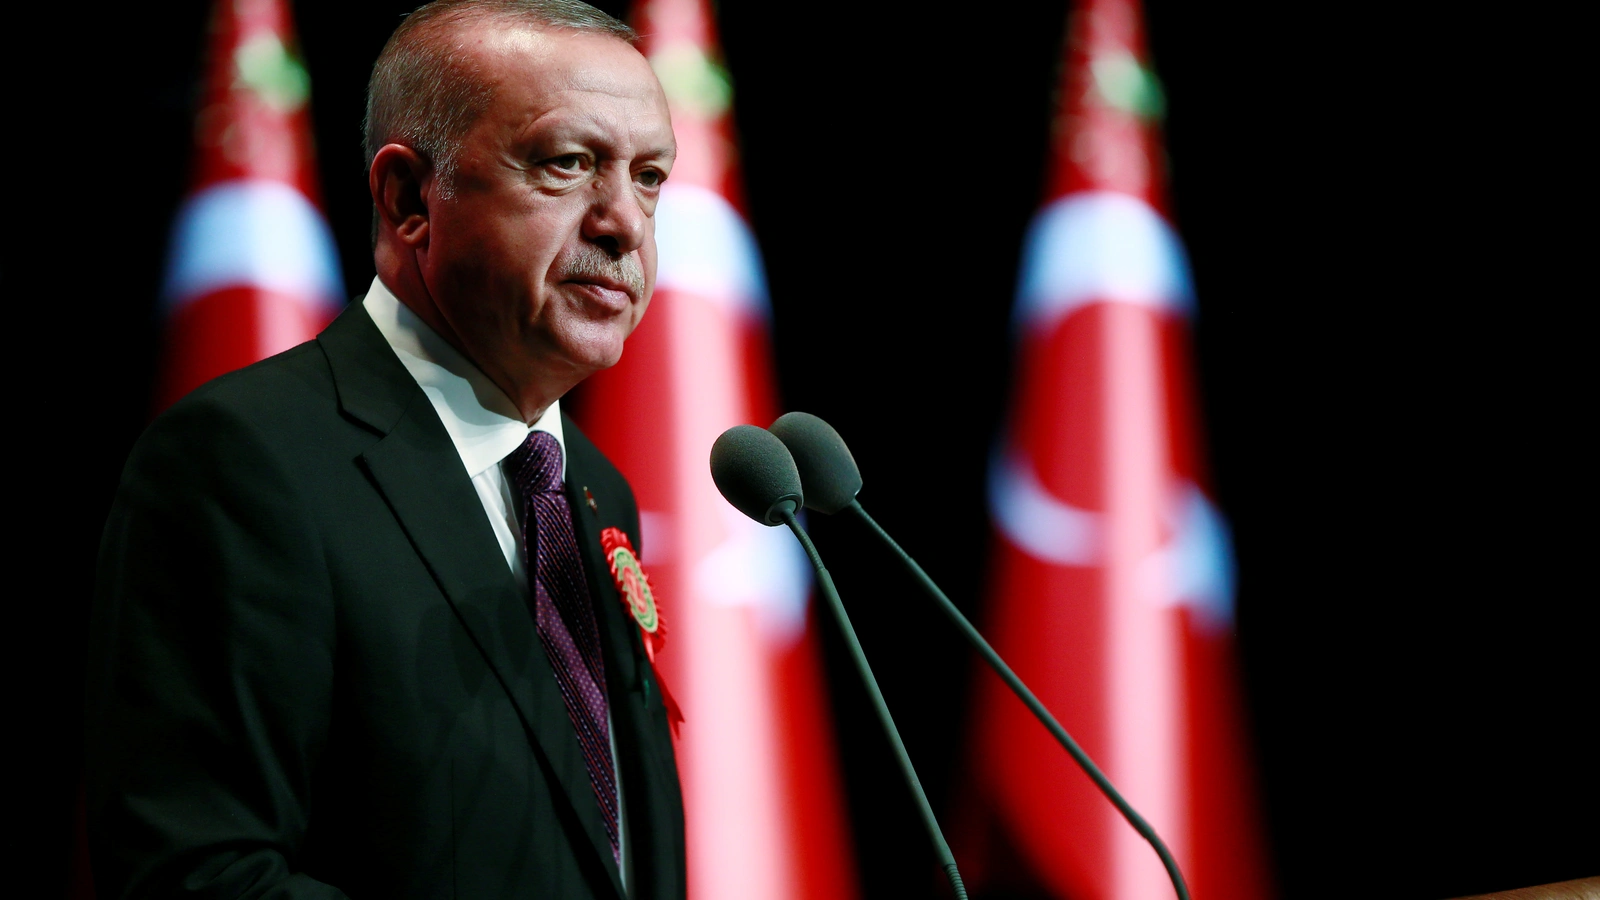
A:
[600,527,683,733]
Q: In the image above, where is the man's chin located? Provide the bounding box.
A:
[586,348,626,372]
[554,334,630,377]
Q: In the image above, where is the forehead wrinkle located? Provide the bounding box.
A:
[512,104,629,154]
[556,65,656,97]
[510,90,673,156]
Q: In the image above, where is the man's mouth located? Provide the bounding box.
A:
[564,279,636,313]
[561,248,646,305]
[570,274,636,298]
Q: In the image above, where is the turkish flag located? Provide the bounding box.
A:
[152,0,342,414]
[961,2,1272,898]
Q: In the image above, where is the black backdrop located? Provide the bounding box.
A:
[13,2,1593,898]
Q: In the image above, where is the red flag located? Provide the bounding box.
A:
[154,0,342,413]
[964,1,1272,897]
[572,2,858,898]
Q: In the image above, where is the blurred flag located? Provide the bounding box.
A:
[963,1,1272,898]
[572,1,858,898]
[153,0,342,413]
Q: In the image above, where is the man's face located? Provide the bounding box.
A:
[418,27,675,398]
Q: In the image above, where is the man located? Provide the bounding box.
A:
[85,1,683,897]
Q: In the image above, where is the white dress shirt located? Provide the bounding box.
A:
[364,277,631,890]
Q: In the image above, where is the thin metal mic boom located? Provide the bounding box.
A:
[844,499,1190,900]
[778,509,968,900]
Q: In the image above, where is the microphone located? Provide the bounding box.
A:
[709,425,804,525]
[767,412,1191,900]
[708,425,968,899]
[767,412,862,514]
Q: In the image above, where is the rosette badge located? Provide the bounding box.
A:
[600,526,681,731]
[602,527,660,637]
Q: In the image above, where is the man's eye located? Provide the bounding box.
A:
[637,169,665,188]
[548,154,585,171]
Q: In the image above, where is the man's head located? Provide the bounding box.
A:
[366,0,675,421]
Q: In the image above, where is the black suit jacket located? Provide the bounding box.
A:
[87,301,685,899]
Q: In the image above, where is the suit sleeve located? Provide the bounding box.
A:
[86,397,349,899]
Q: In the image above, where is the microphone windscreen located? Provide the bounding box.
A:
[769,412,863,514]
[710,425,805,525]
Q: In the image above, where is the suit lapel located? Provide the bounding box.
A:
[562,421,648,718]
[565,421,687,900]
[319,304,625,899]
[564,472,638,693]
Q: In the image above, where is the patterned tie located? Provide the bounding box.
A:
[505,430,618,863]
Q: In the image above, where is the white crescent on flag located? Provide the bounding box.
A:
[988,450,1236,628]
[995,188,1232,626]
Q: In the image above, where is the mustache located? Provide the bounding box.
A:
[561,246,646,296]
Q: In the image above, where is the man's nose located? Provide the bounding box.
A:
[582,168,648,257]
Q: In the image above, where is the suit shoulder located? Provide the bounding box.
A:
[119,340,358,501]
[168,340,338,426]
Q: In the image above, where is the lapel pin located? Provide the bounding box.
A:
[584,487,598,513]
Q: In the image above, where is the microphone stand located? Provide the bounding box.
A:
[778,509,968,900]
[844,500,1190,900]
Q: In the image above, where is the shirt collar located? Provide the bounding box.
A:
[363,276,565,479]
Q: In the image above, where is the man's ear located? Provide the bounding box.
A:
[370,143,433,247]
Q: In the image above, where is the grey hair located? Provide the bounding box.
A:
[363,0,636,195]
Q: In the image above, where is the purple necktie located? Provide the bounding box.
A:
[505,431,618,862]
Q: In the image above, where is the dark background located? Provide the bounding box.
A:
[13,2,1591,898]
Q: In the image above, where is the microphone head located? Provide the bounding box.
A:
[710,425,805,526]
[768,412,863,515]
